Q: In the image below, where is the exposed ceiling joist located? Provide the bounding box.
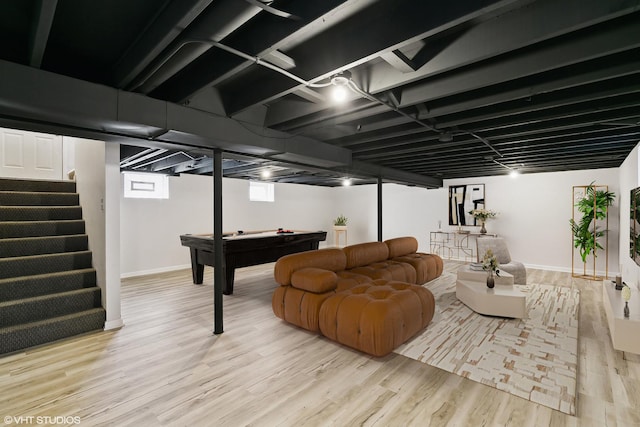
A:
[29,0,58,68]
[1,0,638,183]
[113,0,214,88]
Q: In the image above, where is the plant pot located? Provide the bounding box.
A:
[333,225,347,230]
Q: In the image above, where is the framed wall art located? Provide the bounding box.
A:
[448,184,485,226]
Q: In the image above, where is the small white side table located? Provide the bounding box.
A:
[603,281,640,355]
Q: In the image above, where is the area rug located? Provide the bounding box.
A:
[394,273,579,415]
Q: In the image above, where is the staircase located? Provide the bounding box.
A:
[0,178,105,355]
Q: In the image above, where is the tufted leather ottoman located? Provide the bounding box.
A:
[318,279,435,357]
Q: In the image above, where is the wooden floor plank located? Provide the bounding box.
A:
[0,260,639,426]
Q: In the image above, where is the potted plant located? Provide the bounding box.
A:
[333,214,348,228]
[570,183,615,265]
[468,208,498,234]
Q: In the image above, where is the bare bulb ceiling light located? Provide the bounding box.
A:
[330,71,352,103]
[331,70,351,85]
[332,85,348,102]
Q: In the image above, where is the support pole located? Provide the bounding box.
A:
[377,177,383,242]
[213,149,224,334]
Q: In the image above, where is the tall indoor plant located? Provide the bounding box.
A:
[570,183,615,265]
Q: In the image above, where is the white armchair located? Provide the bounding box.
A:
[476,237,527,285]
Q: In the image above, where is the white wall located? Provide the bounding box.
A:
[331,184,378,246]
[104,143,122,329]
[331,169,621,273]
[121,164,625,275]
[71,137,106,286]
[445,169,620,273]
[221,178,335,233]
[332,183,444,252]
[120,175,335,276]
[69,137,122,328]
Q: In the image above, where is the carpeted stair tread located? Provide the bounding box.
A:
[0,219,85,238]
[0,191,79,206]
[0,206,82,221]
[0,287,102,327]
[0,251,93,279]
[0,177,104,355]
[0,234,88,258]
[0,308,105,355]
[0,268,96,301]
[0,178,76,193]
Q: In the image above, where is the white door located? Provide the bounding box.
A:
[0,127,63,180]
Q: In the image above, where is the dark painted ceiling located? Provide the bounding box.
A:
[0,0,639,187]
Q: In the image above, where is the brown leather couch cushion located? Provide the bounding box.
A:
[349,260,416,283]
[274,248,347,286]
[392,254,429,283]
[335,271,373,292]
[385,236,418,258]
[319,280,435,357]
[422,253,444,280]
[343,242,389,269]
[272,285,335,332]
[291,268,338,293]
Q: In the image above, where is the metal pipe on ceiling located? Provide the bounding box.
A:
[182,39,502,157]
[120,148,168,168]
[128,0,264,92]
[128,31,499,177]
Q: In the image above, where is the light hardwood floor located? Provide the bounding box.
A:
[1,261,639,426]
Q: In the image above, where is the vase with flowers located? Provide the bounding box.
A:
[469,208,498,234]
[482,249,500,288]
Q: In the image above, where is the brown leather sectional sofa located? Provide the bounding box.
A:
[272,236,443,356]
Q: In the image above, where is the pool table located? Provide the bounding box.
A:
[179,229,327,295]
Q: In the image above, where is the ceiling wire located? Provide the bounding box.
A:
[132,37,501,155]
[345,79,438,133]
[466,131,503,157]
[244,0,300,20]
[492,158,512,170]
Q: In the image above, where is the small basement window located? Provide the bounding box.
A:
[123,172,169,199]
[249,181,274,202]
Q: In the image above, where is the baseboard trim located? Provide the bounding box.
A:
[524,263,615,277]
[524,263,572,273]
[104,318,124,330]
[120,264,191,279]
